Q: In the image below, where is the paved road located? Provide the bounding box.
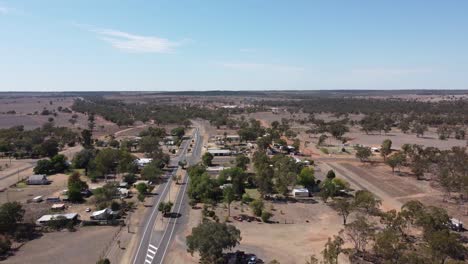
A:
[133,127,203,264]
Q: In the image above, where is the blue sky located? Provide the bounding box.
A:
[1,0,467,91]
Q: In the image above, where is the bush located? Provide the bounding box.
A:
[123,173,137,185]
[261,211,273,222]
[241,193,252,204]
[249,199,264,217]
[0,235,11,255]
[207,210,216,218]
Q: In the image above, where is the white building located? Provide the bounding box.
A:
[36,213,79,225]
[135,158,152,167]
[207,148,232,156]
[91,208,112,220]
[292,188,309,197]
[27,174,48,185]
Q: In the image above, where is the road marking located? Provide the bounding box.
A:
[148,249,155,255]
[158,157,192,263]
[134,128,200,264]
[132,180,171,264]
[149,244,158,250]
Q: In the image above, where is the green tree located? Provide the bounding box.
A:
[386,152,406,174]
[326,170,336,180]
[68,172,88,202]
[72,149,95,175]
[355,146,372,162]
[94,148,120,177]
[297,167,315,188]
[331,197,354,225]
[186,222,241,264]
[381,139,392,161]
[136,183,148,195]
[353,190,381,214]
[426,230,465,263]
[41,138,59,157]
[123,173,137,185]
[0,202,25,233]
[249,199,264,217]
[81,129,93,148]
[219,167,247,197]
[223,186,235,217]
[202,152,214,166]
[158,201,174,217]
[322,235,344,264]
[141,161,163,183]
[343,216,375,253]
[234,154,250,170]
[261,211,273,223]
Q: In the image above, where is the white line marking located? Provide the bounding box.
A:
[158,163,191,264]
[148,249,156,254]
[145,260,151,264]
[147,254,154,259]
[149,244,158,250]
[132,180,171,264]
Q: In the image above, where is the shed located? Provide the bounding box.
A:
[51,203,66,210]
[32,196,43,203]
[36,213,79,225]
[27,174,48,185]
[292,188,309,197]
[207,148,232,156]
[135,158,152,167]
[91,208,111,220]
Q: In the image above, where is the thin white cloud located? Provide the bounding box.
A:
[221,62,305,73]
[0,5,10,15]
[92,28,179,53]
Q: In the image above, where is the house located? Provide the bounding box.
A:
[292,188,309,197]
[27,174,48,185]
[207,148,232,156]
[36,213,79,225]
[91,208,112,220]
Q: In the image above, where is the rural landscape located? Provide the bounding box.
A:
[1,1,468,263]
[0,91,465,264]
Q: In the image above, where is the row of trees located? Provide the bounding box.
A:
[258,97,468,126]
[0,124,78,158]
[315,201,467,264]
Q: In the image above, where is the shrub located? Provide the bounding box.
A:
[249,199,264,217]
[261,211,273,222]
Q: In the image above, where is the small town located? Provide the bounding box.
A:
[0,1,467,264]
